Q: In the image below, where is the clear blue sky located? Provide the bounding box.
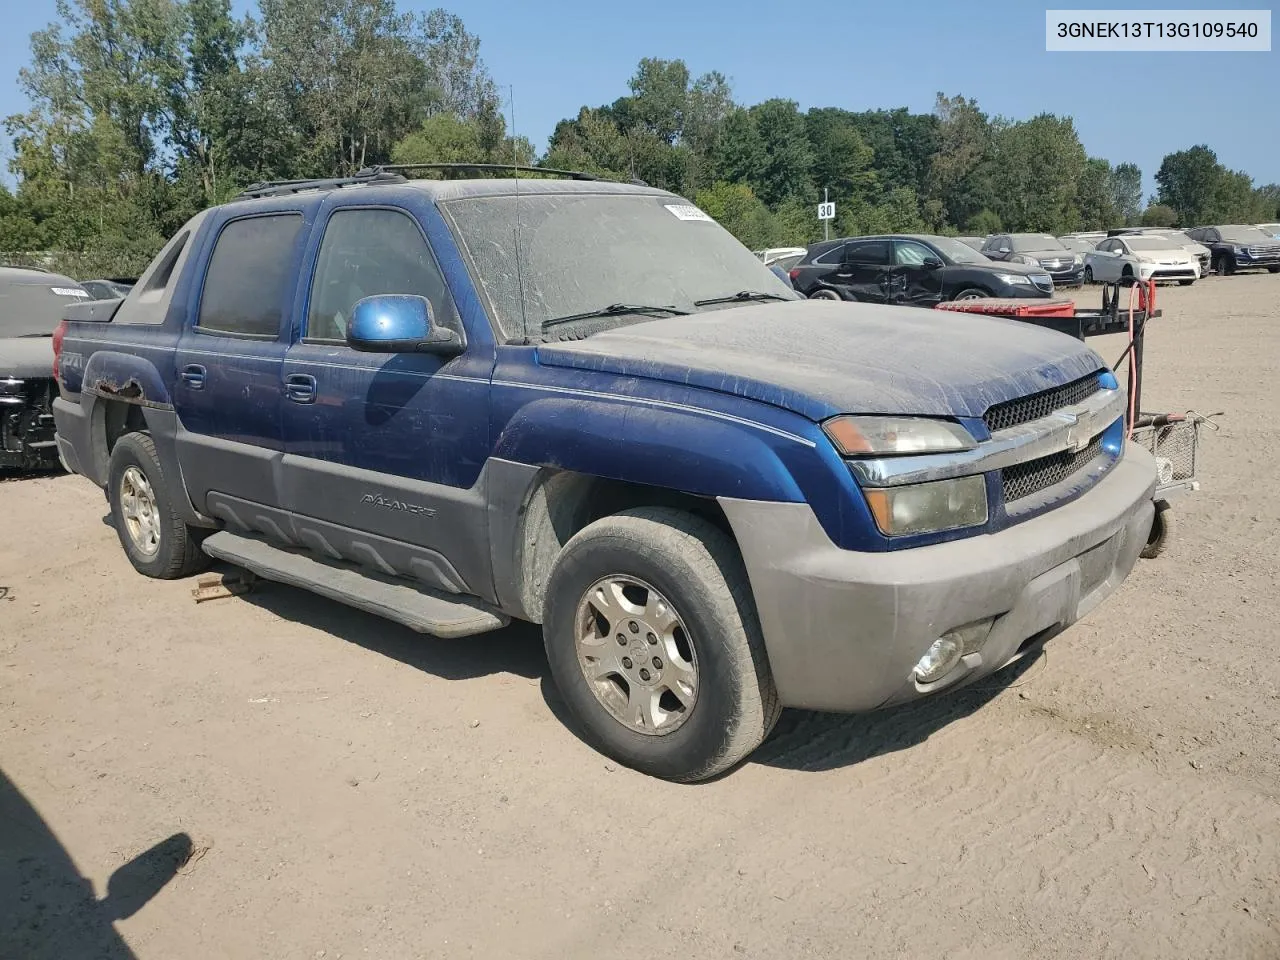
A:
[2,0,1277,197]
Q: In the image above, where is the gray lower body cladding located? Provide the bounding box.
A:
[720,443,1157,712]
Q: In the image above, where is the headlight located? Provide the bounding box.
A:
[995,273,1032,285]
[0,377,26,396]
[862,476,989,537]
[824,416,975,456]
[1235,245,1250,256]
[1016,254,1039,266]
[1073,255,1083,266]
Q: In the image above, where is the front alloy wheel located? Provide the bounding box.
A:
[575,575,698,735]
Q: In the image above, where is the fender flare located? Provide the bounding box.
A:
[81,351,172,407]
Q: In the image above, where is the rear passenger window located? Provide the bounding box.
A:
[305,208,457,342]
[197,214,303,337]
[846,241,890,265]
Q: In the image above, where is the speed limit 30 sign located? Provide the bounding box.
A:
[817,201,836,220]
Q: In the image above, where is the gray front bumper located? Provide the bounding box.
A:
[720,443,1157,711]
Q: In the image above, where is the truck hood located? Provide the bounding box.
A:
[0,336,54,380]
[536,300,1105,421]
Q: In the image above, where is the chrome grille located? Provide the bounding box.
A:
[1002,435,1105,503]
[983,373,1104,433]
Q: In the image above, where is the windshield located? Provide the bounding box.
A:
[1220,227,1274,243]
[1011,234,1065,253]
[442,192,797,340]
[925,236,988,264]
[1259,224,1280,236]
[1156,231,1196,246]
[0,274,89,337]
[1125,237,1181,252]
[1059,237,1096,253]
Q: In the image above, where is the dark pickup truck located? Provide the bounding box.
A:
[52,170,1158,781]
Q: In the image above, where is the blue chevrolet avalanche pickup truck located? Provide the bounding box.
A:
[52,171,1158,781]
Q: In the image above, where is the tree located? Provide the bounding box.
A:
[989,114,1086,232]
[928,93,995,228]
[1107,162,1143,225]
[254,0,495,174]
[1140,204,1177,227]
[694,181,775,249]
[626,58,689,145]
[1074,157,1116,230]
[1154,145,1222,226]
[748,99,812,206]
[805,108,876,202]
[1256,184,1280,220]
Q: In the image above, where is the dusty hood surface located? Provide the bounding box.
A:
[0,337,54,380]
[537,300,1105,421]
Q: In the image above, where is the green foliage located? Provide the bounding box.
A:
[967,209,1003,235]
[1108,162,1143,225]
[1140,204,1178,228]
[988,114,1086,233]
[1074,158,1116,231]
[1154,146,1222,225]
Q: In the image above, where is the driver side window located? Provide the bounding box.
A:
[893,241,934,266]
[305,208,458,342]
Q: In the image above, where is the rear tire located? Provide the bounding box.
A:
[107,432,210,579]
[542,507,780,782]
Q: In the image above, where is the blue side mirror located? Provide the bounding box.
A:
[346,295,462,355]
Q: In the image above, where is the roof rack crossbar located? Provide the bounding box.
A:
[232,170,407,201]
[362,162,601,181]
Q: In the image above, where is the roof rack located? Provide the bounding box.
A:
[363,162,599,181]
[232,169,407,201]
[361,162,648,187]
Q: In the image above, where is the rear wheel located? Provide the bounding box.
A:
[808,288,841,301]
[1121,266,1136,286]
[542,507,780,782]
[952,287,989,301]
[107,432,210,579]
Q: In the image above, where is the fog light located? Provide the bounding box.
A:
[914,620,996,684]
[914,636,962,684]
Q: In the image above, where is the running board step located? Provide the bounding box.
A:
[201,531,509,638]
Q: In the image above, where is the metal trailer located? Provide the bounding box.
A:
[936,280,1217,558]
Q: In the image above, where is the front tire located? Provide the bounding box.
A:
[542,507,780,782]
[1179,279,1195,286]
[1083,265,1094,284]
[952,287,989,301]
[1268,266,1279,274]
[107,432,209,579]
[1216,256,1234,276]
[808,288,842,301]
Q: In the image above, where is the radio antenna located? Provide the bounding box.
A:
[508,84,529,341]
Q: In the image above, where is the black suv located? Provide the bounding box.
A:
[788,235,1054,306]
[981,233,1085,288]
[1185,225,1280,275]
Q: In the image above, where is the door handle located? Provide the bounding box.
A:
[180,364,206,389]
[285,373,317,404]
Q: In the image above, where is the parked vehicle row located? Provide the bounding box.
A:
[1185,225,1280,275]
[49,168,1158,781]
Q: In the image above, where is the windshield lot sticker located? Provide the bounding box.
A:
[52,287,90,297]
[664,204,713,222]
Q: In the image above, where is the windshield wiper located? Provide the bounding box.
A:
[693,290,792,307]
[541,303,689,330]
